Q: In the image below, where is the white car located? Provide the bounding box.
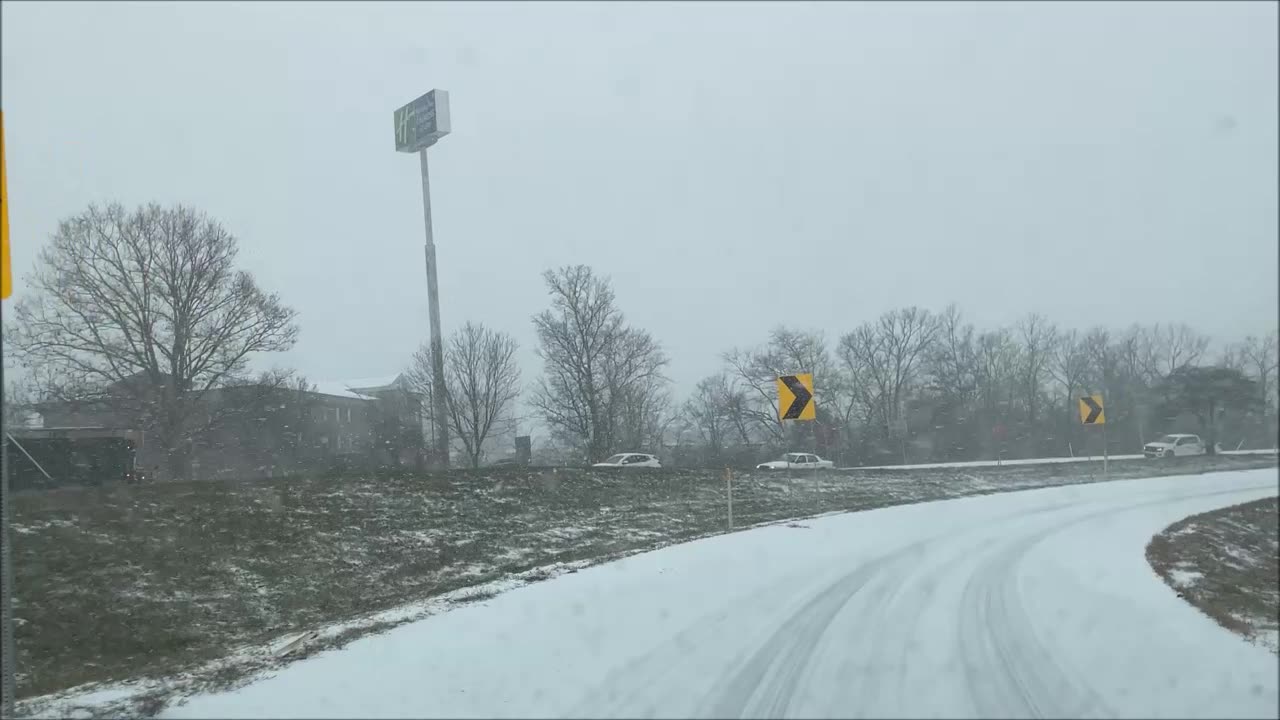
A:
[756,453,835,471]
[1143,434,1206,459]
[592,453,662,468]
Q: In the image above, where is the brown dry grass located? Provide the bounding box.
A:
[12,454,1274,709]
[1146,495,1280,647]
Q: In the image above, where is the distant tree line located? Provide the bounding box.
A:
[404,264,670,466]
[501,266,1276,467]
[6,201,1275,475]
[675,308,1276,467]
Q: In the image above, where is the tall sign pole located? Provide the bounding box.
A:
[416,146,449,470]
[394,90,452,468]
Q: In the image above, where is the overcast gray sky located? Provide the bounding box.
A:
[3,0,1276,398]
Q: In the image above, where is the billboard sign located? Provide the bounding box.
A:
[393,89,451,153]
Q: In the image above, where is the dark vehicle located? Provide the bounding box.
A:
[6,427,144,492]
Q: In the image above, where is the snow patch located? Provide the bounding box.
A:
[155,468,1280,719]
[396,530,441,546]
[13,518,79,533]
[1221,545,1257,566]
[15,556,598,719]
[546,526,593,540]
[1251,628,1280,654]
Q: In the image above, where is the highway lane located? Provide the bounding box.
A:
[166,468,1279,719]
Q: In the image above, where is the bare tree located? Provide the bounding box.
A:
[9,202,299,478]
[407,322,521,468]
[605,326,670,453]
[1236,331,1279,413]
[1048,329,1092,420]
[722,327,836,445]
[1015,313,1057,428]
[974,328,1021,428]
[1081,324,1160,446]
[616,382,674,453]
[529,265,668,462]
[920,304,980,458]
[721,347,786,442]
[715,376,758,446]
[837,307,939,439]
[3,376,37,429]
[1142,323,1211,378]
[685,373,735,458]
[925,304,979,410]
[1216,342,1248,373]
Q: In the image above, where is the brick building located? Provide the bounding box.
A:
[34,373,425,481]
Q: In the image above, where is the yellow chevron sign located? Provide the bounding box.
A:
[776,373,815,421]
[1,110,10,300]
[1079,394,1105,425]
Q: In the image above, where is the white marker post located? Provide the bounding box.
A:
[1103,422,1109,478]
[725,467,734,530]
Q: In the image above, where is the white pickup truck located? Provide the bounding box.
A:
[756,453,835,471]
[1143,434,1206,459]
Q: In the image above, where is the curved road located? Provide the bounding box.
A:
[167,468,1279,719]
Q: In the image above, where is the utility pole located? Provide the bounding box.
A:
[394,89,452,468]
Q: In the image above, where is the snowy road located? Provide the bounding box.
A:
[166,469,1279,719]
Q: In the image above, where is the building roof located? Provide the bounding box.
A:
[340,374,405,392]
[310,382,379,401]
[309,373,410,401]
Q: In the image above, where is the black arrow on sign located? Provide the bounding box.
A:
[781,375,813,420]
[1081,395,1103,424]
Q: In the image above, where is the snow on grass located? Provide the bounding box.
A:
[544,525,595,540]
[1222,545,1259,568]
[12,455,1275,716]
[1253,629,1280,653]
[16,556,599,720]
[12,518,79,534]
[396,529,443,545]
[1148,495,1279,656]
[157,469,1279,719]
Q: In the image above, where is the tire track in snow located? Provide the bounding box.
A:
[703,502,1080,719]
[564,563,831,719]
[957,531,1109,719]
[701,552,899,718]
[834,501,1087,718]
[573,481,1276,719]
[955,486,1264,719]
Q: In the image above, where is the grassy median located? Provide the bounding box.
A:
[1147,493,1279,652]
[12,454,1275,712]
